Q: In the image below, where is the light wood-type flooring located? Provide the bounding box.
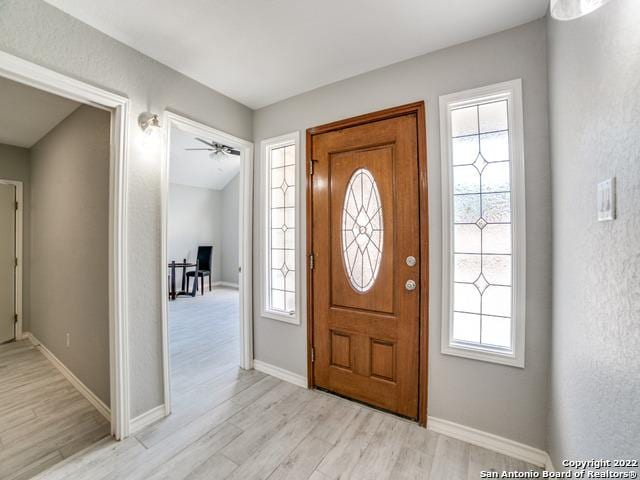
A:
[13,287,539,479]
[0,340,110,480]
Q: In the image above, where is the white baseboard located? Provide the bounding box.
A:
[250,362,553,469]
[253,360,307,388]
[23,332,111,421]
[427,416,550,469]
[544,453,556,472]
[129,404,166,435]
[215,281,239,289]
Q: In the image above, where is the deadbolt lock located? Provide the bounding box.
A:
[406,256,417,267]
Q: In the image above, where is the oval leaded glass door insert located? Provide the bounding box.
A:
[341,168,384,293]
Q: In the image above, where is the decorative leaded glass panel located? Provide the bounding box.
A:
[341,168,383,293]
[480,315,510,347]
[451,105,478,137]
[453,312,480,343]
[454,224,481,253]
[454,194,481,223]
[452,135,479,165]
[454,254,481,283]
[482,193,511,223]
[480,131,509,162]
[450,100,513,348]
[453,165,480,194]
[481,162,510,193]
[479,101,508,132]
[269,144,296,314]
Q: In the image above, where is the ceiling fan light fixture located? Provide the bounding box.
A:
[550,0,614,20]
[186,138,242,157]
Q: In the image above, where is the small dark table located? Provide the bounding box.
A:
[168,260,199,300]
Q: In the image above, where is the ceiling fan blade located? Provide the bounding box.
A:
[195,137,217,148]
[229,149,241,156]
[185,148,213,151]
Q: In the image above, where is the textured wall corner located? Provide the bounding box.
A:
[547,0,640,466]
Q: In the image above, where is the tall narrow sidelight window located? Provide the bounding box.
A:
[440,80,526,367]
[261,132,300,324]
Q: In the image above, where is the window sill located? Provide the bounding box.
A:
[262,309,299,325]
[441,342,524,368]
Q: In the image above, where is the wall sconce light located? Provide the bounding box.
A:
[550,0,615,20]
[138,112,161,135]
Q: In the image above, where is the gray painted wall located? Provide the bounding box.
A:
[30,105,111,406]
[253,19,551,449]
[168,183,223,283]
[0,0,253,416]
[0,143,30,332]
[167,177,239,285]
[547,1,640,467]
[221,174,240,285]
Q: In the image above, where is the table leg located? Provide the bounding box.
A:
[170,261,176,301]
[181,258,186,292]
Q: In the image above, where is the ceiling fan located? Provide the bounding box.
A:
[185,137,241,156]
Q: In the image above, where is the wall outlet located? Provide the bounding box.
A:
[66,333,70,347]
[597,177,616,222]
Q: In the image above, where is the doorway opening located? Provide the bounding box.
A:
[160,113,254,419]
[306,102,429,426]
[0,51,128,440]
[0,62,128,476]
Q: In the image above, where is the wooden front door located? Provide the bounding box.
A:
[307,103,427,421]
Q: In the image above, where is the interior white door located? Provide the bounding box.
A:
[0,183,16,343]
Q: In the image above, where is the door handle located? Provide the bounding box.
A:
[405,279,417,291]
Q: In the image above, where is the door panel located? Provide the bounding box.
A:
[330,146,394,314]
[330,330,352,370]
[310,113,421,418]
[0,183,16,343]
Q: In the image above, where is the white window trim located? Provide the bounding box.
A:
[260,131,301,325]
[439,79,526,368]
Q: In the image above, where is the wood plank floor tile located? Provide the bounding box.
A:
[17,288,542,480]
[0,340,110,480]
[266,435,333,480]
[315,407,385,479]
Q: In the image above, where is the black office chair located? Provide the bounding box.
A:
[186,246,213,295]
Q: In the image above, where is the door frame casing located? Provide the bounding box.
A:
[0,50,130,439]
[0,179,22,341]
[306,101,429,426]
[160,111,255,417]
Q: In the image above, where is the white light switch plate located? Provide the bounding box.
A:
[597,177,616,221]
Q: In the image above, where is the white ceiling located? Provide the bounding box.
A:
[0,76,80,148]
[170,126,241,190]
[43,0,548,109]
